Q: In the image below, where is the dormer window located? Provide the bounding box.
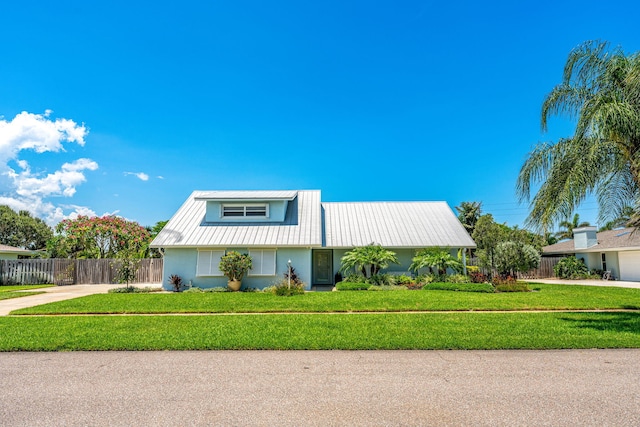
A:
[221,204,268,218]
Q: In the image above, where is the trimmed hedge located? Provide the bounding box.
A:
[423,282,496,293]
[335,282,371,291]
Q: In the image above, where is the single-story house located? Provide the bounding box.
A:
[542,226,640,281]
[150,190,476,290]
[0,244,36,260]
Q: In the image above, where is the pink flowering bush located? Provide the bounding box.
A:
[53,215,151,259]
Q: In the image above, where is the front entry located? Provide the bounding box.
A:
[312,250,333,286]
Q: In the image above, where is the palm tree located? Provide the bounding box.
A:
[340,244,399,278]
[599,206,634,231]
[554,213,591,241]
[409,248,462,276]
[517,40,640,231]
[455,201,482,235]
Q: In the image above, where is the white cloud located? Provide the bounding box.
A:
[0,111,97,225]
[124,171,149,181]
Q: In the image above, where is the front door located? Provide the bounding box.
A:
[312,250,333,285]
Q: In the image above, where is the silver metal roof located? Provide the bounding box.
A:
[322,201,476,248]
[193,190,298,200]
[151,190,323,248]
[151,191,476,249]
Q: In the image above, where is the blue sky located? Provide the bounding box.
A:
[1,0,639,229]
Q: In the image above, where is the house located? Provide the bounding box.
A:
[150,190,476,290]
[0,244,36,260]
[542,226,640,281]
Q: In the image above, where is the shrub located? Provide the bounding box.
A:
[554,256,589,279]
[404,282,424,290]
[446,274,470,283]
[335,282,371,291]
[491,276,530,292]
[183,287,203,293]
[494,241,540,277]
[108,286,160,294]
[271,278,306,296]
[204,287,231,292]
[343,273,367,283]
[368,273,395,287]
[423,282,495,293]
[275,286,305,296]
[262,286,277,294]
[469,270,488,283]
[168,274,183,292]
[394,274,413,285]
[495,282,531,292]
[368,285,408,291]
[416,274,436,285]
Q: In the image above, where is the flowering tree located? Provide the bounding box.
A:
[52,215,150,259]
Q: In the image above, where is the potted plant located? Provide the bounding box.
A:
[218,251,252,291]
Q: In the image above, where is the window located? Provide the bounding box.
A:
[222,204,268,218]
[248,249,277,276]
[197,250,225,276]
[601,253,607,271]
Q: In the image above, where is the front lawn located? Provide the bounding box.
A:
[11,284,640,315]
[1,312,639,351]
[0,284,53,301]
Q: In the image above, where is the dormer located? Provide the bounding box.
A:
[573,226,598,250]
[195,190,298,223]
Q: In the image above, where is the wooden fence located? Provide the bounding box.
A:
[0,258,163,286]
[469,256,564,279]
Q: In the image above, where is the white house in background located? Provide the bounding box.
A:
[150,190,476,290]
[542,226,640,281]
[0,244,36,260]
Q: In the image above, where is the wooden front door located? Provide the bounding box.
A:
[312,250,333,285]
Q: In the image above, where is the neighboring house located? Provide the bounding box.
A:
[151,190,476,290]
[0,244,36,260]
[542,227,640,281]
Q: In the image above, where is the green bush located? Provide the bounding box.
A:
[335,282,371,291]
[423,282,495,293]
[495,282,531,292]
[204,287,231,293]
[275,285,305,296]
[394,274,413,285]
[368,285,408,291]
[183,287,204,293]
[554,256,589,279]
[108,286,160,294]
[416,274,436,285]
[446,274,470,283]
[343,273,367,283]
[368,273,395,287]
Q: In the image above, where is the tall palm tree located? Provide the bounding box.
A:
[554,213,591,241]
[517,40,640,231]
[455,201,482,236]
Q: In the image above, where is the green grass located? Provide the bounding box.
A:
[1,312,639,351]
[0,284,54,292]
[0,284,53,301]
[11,284,640,315]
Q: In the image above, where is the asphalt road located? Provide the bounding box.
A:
[1,350,639,426]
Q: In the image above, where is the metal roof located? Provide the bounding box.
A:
[543,227,640,254]
[322,201,476,248]
[193,190,298,201]
[151,191,476,249]
[151,190,323,248]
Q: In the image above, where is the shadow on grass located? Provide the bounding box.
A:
[560,312,640,334]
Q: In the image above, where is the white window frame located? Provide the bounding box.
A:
[248,249,277,276]
[196,250,226,276]
[220,204,269,219]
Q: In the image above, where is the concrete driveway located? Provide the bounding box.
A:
[1,350,639,426]
[0,284,161,316]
